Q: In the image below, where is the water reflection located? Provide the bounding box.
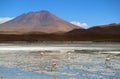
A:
[52,72,56,79]
[0,49,120,79]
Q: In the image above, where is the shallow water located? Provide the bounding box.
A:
[0,42,120,79]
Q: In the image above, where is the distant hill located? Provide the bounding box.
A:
[0,10,120,41]
[87,23,120,35]
[65,23,120,41]
[67,23,120,35]
[0,10,81,34]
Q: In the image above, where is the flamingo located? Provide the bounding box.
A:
[51,63,57,71]
[105,56,111,68]
[106,57,111,61]
[40,52,45,56]
[66,51,72,60]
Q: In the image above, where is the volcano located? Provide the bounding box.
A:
[0,10,81,34]
[0,10,119,41]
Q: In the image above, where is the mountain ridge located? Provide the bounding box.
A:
[0,10,81,34]
[0,10,120,41]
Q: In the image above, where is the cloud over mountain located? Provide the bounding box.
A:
[70,21,88,27]
[0,17,14,24]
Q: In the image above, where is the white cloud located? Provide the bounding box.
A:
[0,17,14,24]
[70,21,88,27]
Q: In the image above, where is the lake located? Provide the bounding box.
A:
[0,42,120,79]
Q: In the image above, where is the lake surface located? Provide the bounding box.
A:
[0,42,120,79]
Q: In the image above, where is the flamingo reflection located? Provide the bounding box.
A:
[52,72,56,79]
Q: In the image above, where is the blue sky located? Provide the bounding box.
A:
[0,0,120,28]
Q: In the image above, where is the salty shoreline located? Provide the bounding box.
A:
[0,42,120,54]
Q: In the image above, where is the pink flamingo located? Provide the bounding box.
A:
[51,63,57,71]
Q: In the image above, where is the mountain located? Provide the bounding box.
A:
[67,23,120,35]
[65,23,120,41]
[87,23,120,34]
[0,23,119,41]
[0,10,119,41]
[0,10,81,34]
